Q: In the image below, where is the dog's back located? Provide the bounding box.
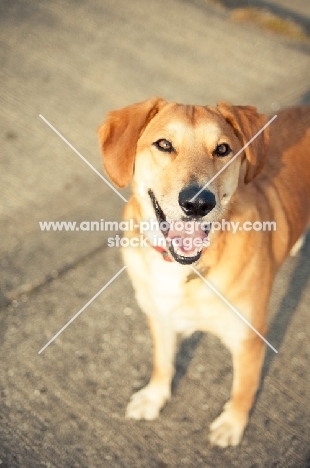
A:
[260,107,310,260]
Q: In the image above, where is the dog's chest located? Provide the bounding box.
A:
[128,248,249,347]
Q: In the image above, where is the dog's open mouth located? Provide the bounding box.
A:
[148,190,210,265]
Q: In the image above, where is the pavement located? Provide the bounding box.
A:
[0,0,310,466]
[213,0,310,33]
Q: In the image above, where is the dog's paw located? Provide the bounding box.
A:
[125,384,170,420]
[209,404,247,447]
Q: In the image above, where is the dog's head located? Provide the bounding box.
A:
[98,98,269,265]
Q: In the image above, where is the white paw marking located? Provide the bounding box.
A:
[125,384,170,420]
[209,405,247,447]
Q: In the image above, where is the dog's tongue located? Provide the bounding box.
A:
[167,222,209,257]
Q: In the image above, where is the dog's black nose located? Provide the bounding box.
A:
[179,185,216,217]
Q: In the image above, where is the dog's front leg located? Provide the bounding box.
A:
[209,334,266,447]
[126,314,176,420]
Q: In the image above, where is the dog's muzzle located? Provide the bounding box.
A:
[148,188,212,265]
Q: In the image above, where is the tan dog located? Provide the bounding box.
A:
[98,98,310,447]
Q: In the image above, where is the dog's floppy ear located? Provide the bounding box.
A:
[98,97,167,188]
[217,102,270,184]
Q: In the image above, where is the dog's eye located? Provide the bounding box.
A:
[214,143,231,157]
[153,139,174,153]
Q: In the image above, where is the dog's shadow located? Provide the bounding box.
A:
[172,232,310,396]
[172,331,203,392]
[260,231,310,384]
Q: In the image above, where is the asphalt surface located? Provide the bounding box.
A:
[1,0,310,466]
[215,0,310,34]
